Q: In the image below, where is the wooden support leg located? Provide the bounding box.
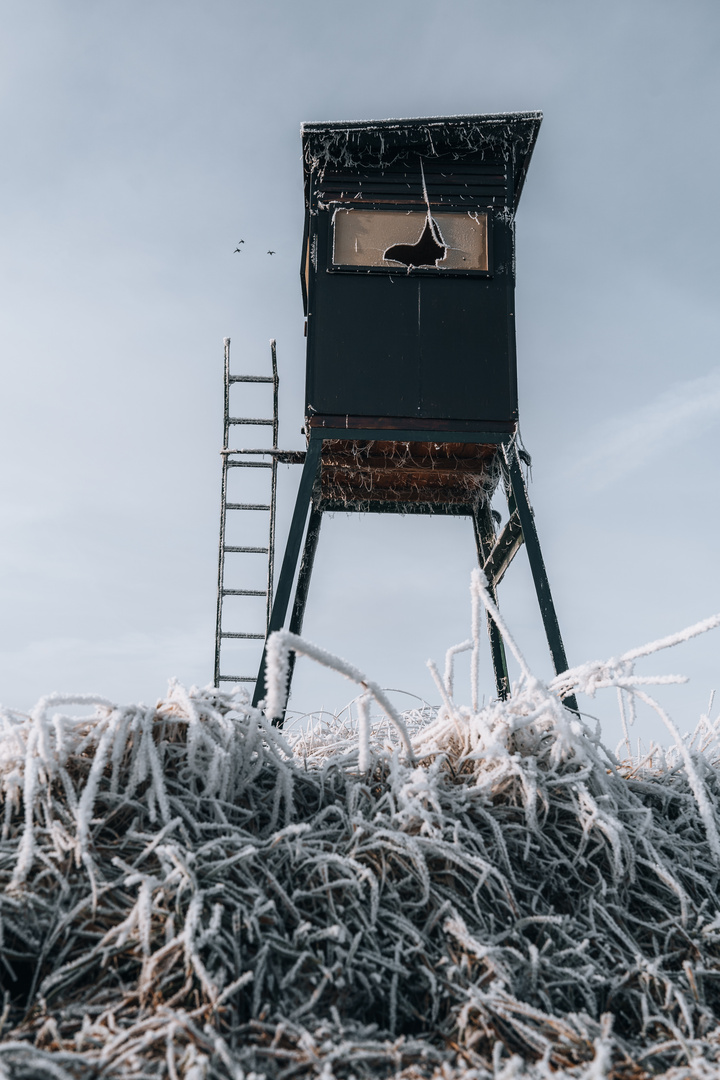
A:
[502,442,578,713]
[253,437,322,708]
[472,503,510,700]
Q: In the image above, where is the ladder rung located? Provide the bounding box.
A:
[217,675,256,682]
[222,448,306,464]
[229,375,274,384]
[226,461,273,469]
[223,546,268,553]
[229,418,274,425]
[221,632,265,640]
[222,448,284,455]
[222,589,266,597]
[225,503,271,511]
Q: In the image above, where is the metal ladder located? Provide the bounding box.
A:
[214,337,279,687]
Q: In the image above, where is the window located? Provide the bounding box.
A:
[332,209,488,272]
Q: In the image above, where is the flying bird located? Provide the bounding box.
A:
[267,250,275,255]
[233,240,244,252]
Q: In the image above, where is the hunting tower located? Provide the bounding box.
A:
[301,113,534,432]
[215,113,575,714]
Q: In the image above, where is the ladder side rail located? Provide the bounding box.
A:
[214,338,232,686]
[217,458,273,683]
[267,339,279,631]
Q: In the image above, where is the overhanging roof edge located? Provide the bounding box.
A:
[301,112,543,209]
[301,111,542,133]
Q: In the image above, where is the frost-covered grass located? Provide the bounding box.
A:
[1,571,720,1078]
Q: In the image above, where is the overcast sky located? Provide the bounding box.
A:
[1,0,718,746]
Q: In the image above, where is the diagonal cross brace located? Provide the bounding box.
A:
[502,442,578,713]
[483,510,523,590]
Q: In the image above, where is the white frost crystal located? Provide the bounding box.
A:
[1,578,720,1078]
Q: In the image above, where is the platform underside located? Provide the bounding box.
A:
[318,439,502,510]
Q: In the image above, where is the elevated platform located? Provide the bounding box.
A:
[319,439,502,508]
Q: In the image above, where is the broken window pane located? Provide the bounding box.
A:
[332,209,488,271]
[384,217,446,268]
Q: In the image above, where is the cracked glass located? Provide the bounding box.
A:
[332,209,488,271]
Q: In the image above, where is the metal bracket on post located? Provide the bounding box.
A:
[502,442,578,713]
[252,435,323,710]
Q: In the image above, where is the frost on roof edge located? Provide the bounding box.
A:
[300,112,542,207]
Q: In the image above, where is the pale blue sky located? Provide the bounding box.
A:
[0,1,719,745]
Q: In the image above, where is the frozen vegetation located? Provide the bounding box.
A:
[1,571,720,1078]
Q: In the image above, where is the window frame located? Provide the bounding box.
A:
[326,203,494,278]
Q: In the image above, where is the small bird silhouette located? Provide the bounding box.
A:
[233,240,245,252]
[267,250,275,255]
